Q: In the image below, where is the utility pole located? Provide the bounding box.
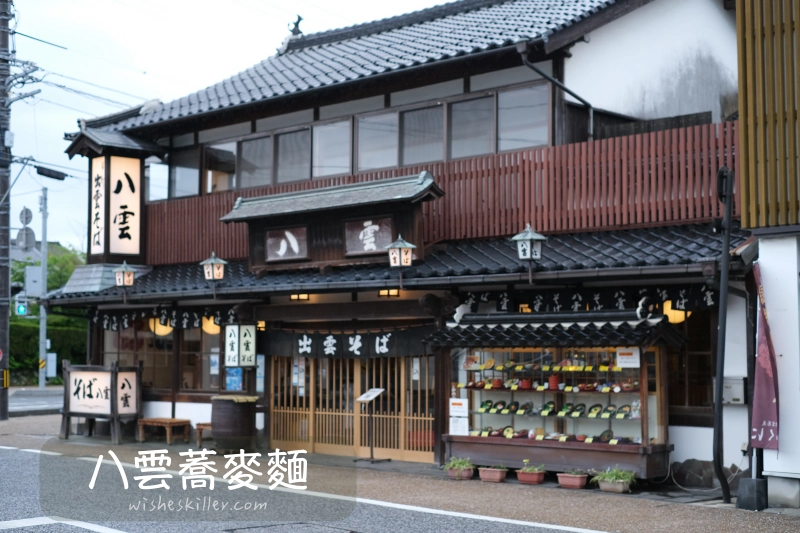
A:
[38,187,46,388]
[0,0,13,420]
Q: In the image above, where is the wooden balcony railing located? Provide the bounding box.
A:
[145,121,739,265]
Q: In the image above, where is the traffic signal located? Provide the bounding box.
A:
[14,295,27,316]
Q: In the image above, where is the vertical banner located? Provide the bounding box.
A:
[239,325,256,366]
[225,325,239,366]
[751,263,780,450]
[108,156,141,255]
[89,157,105,255]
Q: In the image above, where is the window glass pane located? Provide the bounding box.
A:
[449,97,493,159]
[145,156,169,202]
[136,319,173,389]
[169,148,200,198]
[358,113,398,171]
[401,106,443,165]
[276,129,311,183]
[181,327,220,391]
[206,142,236,194]
[498,85,549,151]
[240,136,272,188]
[313,120,351,177]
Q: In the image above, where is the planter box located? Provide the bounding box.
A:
[478,468,508,483]
[557,473,588,489]
[517,470,545,485]
[598,480,630,493]
[447,468,474,480]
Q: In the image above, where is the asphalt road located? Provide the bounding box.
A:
[8,388,63,415]
[0,447,596,533]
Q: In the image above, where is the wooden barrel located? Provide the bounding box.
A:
[211,395,257,451]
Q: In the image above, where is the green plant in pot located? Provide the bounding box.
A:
[591,466,636,493]
[557,468,588,489]
[478,464,509,483]
[442,457,475,480]
[517,459,546,485]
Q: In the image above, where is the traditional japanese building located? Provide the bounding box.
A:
[49,0,751,476]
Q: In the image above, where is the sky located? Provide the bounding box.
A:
[9,0,444,252]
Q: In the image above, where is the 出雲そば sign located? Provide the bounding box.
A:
[90,157,105,255]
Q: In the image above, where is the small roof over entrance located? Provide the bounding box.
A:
[220,172,444,223]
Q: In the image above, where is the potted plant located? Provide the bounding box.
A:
[516,460,546,485]
[442,457,475,480]
[557,469,588,489]
[478,464,508,483]
[591,466,636,493]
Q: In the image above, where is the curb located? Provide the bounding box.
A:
[11,388,64,398]
[9,408,62,417]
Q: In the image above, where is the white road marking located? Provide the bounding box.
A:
[19,448,61,455]
[0,517,127,532]
[0,445,17,449]
[16,448,604,532]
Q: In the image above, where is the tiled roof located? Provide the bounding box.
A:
[65,128,166,158]
[425,313,686,349]
[221,172,443,222]
[46,223,749,306]
[97,0,617,132]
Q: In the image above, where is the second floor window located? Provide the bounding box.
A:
[155,81,550,201]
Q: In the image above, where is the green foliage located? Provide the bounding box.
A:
[590,466,637,485]
[11,244,85,291]
[565,469,587,476]
[519,459,545,473]
[9,317,86,374]
[483,464,508,471]
[441,457,474,471]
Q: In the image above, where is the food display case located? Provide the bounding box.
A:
[431,313,680,479]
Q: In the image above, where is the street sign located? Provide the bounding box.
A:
[16,227,35,251]
[25,265,42,297]
[19,207,32,226]
[46,353,56,378]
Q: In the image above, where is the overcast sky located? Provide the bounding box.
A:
[10,0,443,252]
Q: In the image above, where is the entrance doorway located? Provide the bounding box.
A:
[270,355,434,462]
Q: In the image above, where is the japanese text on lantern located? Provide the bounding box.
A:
[90,157,105,255]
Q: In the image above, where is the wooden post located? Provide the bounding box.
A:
[639,347,649,446]
[432,345,449,466]
[59,360,71,439]
[110,362,121,445]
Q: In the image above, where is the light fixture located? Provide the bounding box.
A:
[378,289,400,298]
[511,222,547,284]
[663,300,692,324]
[148,318,174,337]
[518,303,532,313]
[113,261,136,303]
[290,294,310,301]
[386,234,416,290]
[257,320,266,331]
[200,252,227,297]
[201,316,220,335]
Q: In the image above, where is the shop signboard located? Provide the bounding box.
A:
[59,362,142,445]
[225,325,239,366]
[89,157,105,255]
[108,156,141,255]
[239,325,256,367]
[266,227,308,262]
[345,217,392,256]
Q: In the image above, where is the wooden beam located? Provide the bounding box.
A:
[255,300,430,322]
[543,0,657,55]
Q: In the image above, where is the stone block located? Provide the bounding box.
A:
[767,476,800,508]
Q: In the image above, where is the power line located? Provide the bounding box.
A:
[39,80,133,108]
[28,97,97,117]
[6,30,66,50]
[45,71,148,101]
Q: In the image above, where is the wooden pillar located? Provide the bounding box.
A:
[432,345,449,466]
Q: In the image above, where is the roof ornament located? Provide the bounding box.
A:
[289,15,303,37]
[233,197,242,210]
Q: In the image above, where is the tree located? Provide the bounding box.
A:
[11,244,85,291]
